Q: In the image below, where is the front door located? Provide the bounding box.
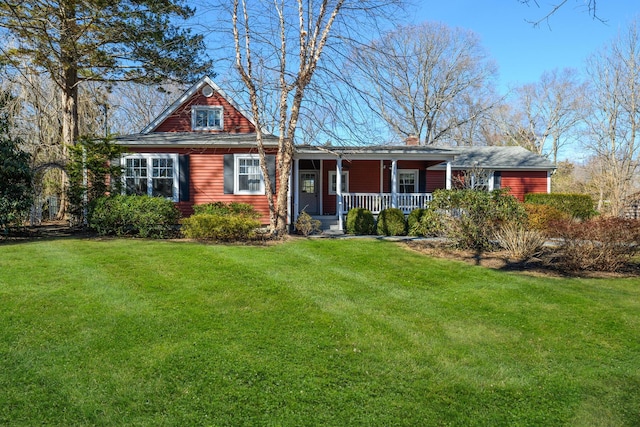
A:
[299,171,319,215]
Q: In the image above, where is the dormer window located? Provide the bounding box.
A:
[192,106,223,131]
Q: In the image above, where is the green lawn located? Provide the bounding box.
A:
[1,237,638,426]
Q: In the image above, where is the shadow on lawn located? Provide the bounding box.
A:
[0,221,96,245]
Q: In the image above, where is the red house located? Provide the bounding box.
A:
[115,76,556,231]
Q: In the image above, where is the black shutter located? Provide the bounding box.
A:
[179,155,190,201]
[419,169,426,193]
[224,154,234,194]
[266,155,276,194]
[493,171,502,190]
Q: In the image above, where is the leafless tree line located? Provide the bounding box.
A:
[1,0,637,220]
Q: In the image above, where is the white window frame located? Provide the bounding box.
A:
[398,169,418,193]
[122,154,179,202]
[191,106,223,131]
[328,171,349,195]
[234,154,265,195]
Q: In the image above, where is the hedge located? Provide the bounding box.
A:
[88,195,180,238]
[524,193,597,220]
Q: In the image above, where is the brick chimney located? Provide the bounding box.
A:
[405,134,419,146]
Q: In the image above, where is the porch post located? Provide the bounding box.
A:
[292,158,299,223]
[391,159,398,208]
[547,171,552,193]
[336,157,343,230]
[446,161,452,190]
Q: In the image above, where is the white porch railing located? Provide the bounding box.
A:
[342,193,432,214]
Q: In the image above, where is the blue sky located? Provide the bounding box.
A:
[413,1,640,92]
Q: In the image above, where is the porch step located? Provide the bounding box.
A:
[311,215,342,232]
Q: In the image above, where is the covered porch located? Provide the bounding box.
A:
[291,145,456,231]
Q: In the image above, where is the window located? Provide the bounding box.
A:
[328,171,349,195]
[125,158,147,196]
[192,106,223,130]
[235,155,264,194]
[123,154,178,201]
[398,170,417,193]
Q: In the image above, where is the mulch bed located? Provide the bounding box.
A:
[404,239,640,279]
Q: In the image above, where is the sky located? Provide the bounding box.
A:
[413,1,640,92]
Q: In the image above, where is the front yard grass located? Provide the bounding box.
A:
[1,238,639,426]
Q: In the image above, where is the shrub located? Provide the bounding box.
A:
[430,189,526,251]
[524,193,597,221]
[548,217,640,272]
[181,214,261,241]
[524,203,569,234]
[193,202,260,219]
[376,208,407,236]
[88,195,180,238]
[295,211,322,236]
[407,209,426,232]
[408,208,444,237]
[0,118,32,232]
[346,208,375,235]
[494,222,546,261]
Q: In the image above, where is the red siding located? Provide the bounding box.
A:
[126,147,278,224]
[154,91,255,134]
[501,170,548,201]
[426,170,445,192]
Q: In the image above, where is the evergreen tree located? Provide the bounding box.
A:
[0,0,212,148]
[0,93,32,231]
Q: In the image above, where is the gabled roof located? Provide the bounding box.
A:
[141,76,256,134]
[429,146,556,170]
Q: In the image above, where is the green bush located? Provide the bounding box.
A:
[407,209,426,233]
[0,111,32,231]
[346,208,375,235]
[430,189,526,251]
[193,201,260,219]
[409,208,444,237]
[376,208,407,236]
[88,195,180,238]
[295,211,322,236]
[524,203,569,234]
[524,193,597,220]
[181,213,261,241]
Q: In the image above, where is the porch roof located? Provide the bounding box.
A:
[428,146,556,171]
[294,144,458,161]
[113,132,279,148]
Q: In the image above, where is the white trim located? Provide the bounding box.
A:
[293,158,300,223]
[233,153,265,195]
[121,153,179,202]
[328,170,349,195]
[191,105,223,131]
[398,169,418,193]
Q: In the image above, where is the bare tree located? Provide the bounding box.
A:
[583,20,640,215]
[229,0,403,236]
[518,0,601,27]
[349,22,498,146]
[511,68,586,162]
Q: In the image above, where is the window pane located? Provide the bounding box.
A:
[237,157,262,192]
[399,172,416,193]
[125,178,147,196]
[152,178,173,198]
